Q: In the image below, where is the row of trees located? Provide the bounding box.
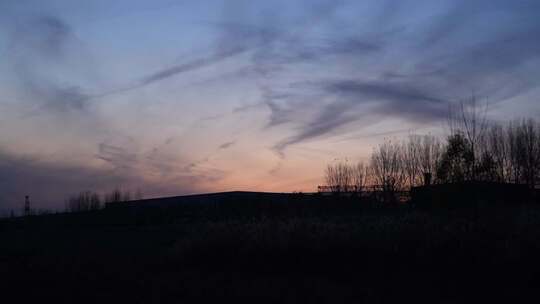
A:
[370,135,442,192]
[324,98,540,194]
[325,134,443,194]
[65,188,143,212]
[440,119,540,188]
[324,162,368,193]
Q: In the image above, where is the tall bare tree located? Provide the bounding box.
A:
[448,96,489,181]
[436,133,474,183]
[486,123,511,182]
[370,139,404,195]
[514,119,540,187]
[103,187,133,203]
[325,162,352,193]
[352,162,368,194]
[508,121,523,184]
[401,135,422,189]
[418,135,442,185]
[66,191,101,212]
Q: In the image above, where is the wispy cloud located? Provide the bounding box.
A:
[139,46,248,87]
[254,0,540,155]
[218,141,235,150]
[6,14,104,119]
[96,143,138,170]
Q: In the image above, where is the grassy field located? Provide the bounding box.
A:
[1,198,539,303]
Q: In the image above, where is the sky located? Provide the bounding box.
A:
[1,0,540,213]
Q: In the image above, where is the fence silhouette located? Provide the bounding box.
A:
[317,185,410,202]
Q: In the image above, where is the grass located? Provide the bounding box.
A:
[1,198,539,303]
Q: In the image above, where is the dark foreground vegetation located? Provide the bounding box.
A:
[1,195,540,303]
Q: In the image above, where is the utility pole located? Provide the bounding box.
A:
[24,195,30,216]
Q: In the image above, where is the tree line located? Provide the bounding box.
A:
[65,188,143,212]
[324,97,540,195]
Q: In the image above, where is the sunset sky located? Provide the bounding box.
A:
[1,0,540,212]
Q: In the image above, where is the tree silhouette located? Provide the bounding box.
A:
[370,139,404,198]
[325,162,352,193]
[322,97,540,194]
[448,96,489,181]
[352,162,368,194]
[436,133,474,183]
[66,191,101,212]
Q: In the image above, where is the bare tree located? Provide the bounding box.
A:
[370,139,405,196]
[90,192,101,210]
[448,96,489,181]
[486,123,511,182]
[436,133,474,183]
[325,162,352,193]
[418,135,443,185]
[67,191,101,212]
[352,162,368,194]
[104,187,124,203]
[513,119,540,188]
[325,164,340,193]
[508,121,523,184]
[401,135,422,189]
